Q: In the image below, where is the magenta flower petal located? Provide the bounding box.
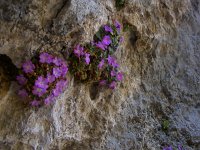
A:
[46,73,55,83]
[18,89,28,98]
[109,81,117,89]
[99,80,107,86]
[98,59,105,69]
[35,76,48,89]
[74,44,84,57]
[32,86,47,97]
[39,52,53,64]
[111,70,116,77]
[60,63,68,77]
[96,41,107,50]
[30,100,40,107]
[120,36,124,43]
[53,57,63,66]
[22,61,35,73]
[85,53,90,65]
[163,146,173,150]
[102,35,111,46]
[114,20,121,33]
[53,80,67,97]
[107,55,119,68]
[104,25,113,33]
[16,75,27,85]
[53,67,62,78]
[116,72,123,81]
[44,96,54,105]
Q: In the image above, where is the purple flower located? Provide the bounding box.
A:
[53,80,67,97]
[102,35,111,46]
[104,25,113,33]
[60,63,68,77]
[96,41,107,50]
[46,73,55,83]
[98,59,105,69]
[85,53,90,65]
[178,145,182,150]
[39,52,53,64]
[99,80,107,86]
[35,76,48,89]
[116,72,123,81]
[111,70,116,77]
[44,95,54,105]
[74,44,84,57]
[163,146,173,150]
[107,56,119,68]
[22,61,35,73]
[120,36,124,43]
[16,75,27,85]
[32,86,47,97]
[18,89,28,98]
[114,20,121,33]
[109,81,117,89]
[53,57,63,66]
[30,100,40,107]
[53,67,62,78]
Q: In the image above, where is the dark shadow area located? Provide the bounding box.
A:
[0,54,18,80]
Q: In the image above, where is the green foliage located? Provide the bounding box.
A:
[162,120,170,131]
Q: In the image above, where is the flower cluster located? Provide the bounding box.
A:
[68,20,124,89]
[16,52,68,106]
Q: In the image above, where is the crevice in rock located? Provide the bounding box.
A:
[54,0,71,19]
[0,54,18,81]
[129,26,139,47]
[89,82,99,100]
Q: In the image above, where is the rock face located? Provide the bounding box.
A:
[0,0,200,149]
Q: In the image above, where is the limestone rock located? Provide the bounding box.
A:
[0,0,200,149]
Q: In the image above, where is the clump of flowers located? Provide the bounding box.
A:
[68,20,124,89]
[16,52,68,106]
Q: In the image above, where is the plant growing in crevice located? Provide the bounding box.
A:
[162,119,170,132]
[16,52,68,106]
[68,20,124,89]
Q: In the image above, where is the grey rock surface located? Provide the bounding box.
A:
[0,0,200,149]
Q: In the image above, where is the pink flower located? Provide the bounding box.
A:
[32,86,47,97]
[99,80,107,86]
[85,53,90,65]
[16,75,27,85]
[74,44,84,57]
[114,20,121,33]
[22,61,35,73]
[30,100,40,107]
[35,76,48,89]
[18,89,28,98]
[44,96,54,105]
[96,41,107,50]
[98,59,105,69]
[109,81,117,89]
[53,67,62,78]
[104,25,113,33]
[46,73,55,83]
[39,52,53,64]
[111,70,116,77]
[53,57,63,66]
[102,35,111,46]
[116,72,123,81]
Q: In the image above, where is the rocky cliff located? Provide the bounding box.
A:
[0,0,200,149]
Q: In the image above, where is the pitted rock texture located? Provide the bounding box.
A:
[0,0,200,150]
